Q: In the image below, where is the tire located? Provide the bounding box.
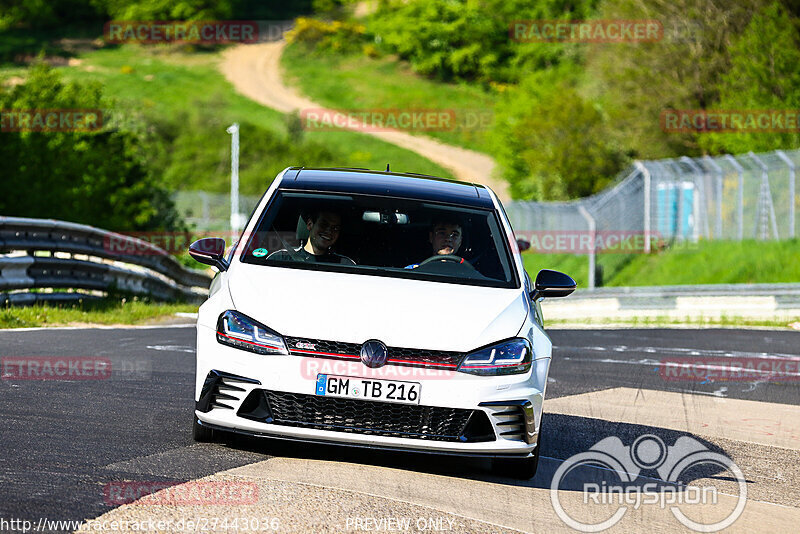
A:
[192,415,216,442]
[492,421,542,479]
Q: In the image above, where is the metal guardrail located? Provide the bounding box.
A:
[571,283,800,299]
[0,217,212,305]
[544,283,800,318]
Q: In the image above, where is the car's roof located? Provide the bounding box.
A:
[280,167,496,209]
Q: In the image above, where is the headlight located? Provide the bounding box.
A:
[216,311,288,355]
[458,338,532,376]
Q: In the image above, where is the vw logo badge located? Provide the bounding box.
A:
[360,340,388,368]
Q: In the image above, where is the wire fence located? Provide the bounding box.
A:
[505,148,799,244]
[504,148,799,287]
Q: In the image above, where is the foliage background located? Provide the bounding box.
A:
[1,0,799,230]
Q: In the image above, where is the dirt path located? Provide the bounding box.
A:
[219,41,509,201]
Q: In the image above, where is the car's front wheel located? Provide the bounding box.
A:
[492,420,542,479]
[192,415,217,442]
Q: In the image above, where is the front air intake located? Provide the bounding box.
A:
[479,400,536,444]
[196,370,260,412]
[246,389,494,443]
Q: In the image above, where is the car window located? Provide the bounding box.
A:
[240,191,518,289]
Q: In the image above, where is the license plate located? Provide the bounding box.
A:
[315,374,421,405]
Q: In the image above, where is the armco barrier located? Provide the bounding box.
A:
[0,217,212,304]
[540,283,800,322]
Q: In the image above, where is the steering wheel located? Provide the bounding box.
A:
[419,254,466,266]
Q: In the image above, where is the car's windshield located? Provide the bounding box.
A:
[240,191,517,288]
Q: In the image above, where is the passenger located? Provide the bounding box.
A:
[267,210,356,265]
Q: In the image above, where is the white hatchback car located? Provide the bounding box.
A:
[189,167,575,478]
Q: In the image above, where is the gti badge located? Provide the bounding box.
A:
[360,340,388,368]
[295,342,316,350]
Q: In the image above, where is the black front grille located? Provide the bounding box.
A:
[284,336,464,369]
[386,346,463,368]
[259,390,490,442]
[285,337,360,357]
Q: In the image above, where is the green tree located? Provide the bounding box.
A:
[101,0,232,20]
[0,0,105,29]
[491,67,626,200]
[0,64,181,231]
[584,0,769,159]
[368,0,598,82]
[700,2,800,153]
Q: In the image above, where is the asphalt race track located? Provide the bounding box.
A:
[1,326,799,532]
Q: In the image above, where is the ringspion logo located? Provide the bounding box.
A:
[551,434,746,532]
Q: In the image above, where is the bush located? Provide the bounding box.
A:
[367,0,599,82]
[368,0,504,82]
[0,0,105,30]
[0,63,182,231]
[101,0,233,20]
[285,17,367,53]
[490,67,626,200]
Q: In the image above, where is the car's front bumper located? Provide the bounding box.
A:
[195,420,536,459]
[195,325,548,457]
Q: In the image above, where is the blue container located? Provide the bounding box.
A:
[656,182,694,239]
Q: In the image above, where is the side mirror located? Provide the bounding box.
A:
[530,269,576,300]
[189,238,229,272]
[516,238,531,252]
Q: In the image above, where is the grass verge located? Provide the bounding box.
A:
[0,300,197,328]
[71,45,453,186]
[281,43,496,154]
[1,42,453,195]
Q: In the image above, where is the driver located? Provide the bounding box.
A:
[267,210,356,265]
[405,219,464,269]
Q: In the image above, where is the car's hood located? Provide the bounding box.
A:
[228,263,527,353]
